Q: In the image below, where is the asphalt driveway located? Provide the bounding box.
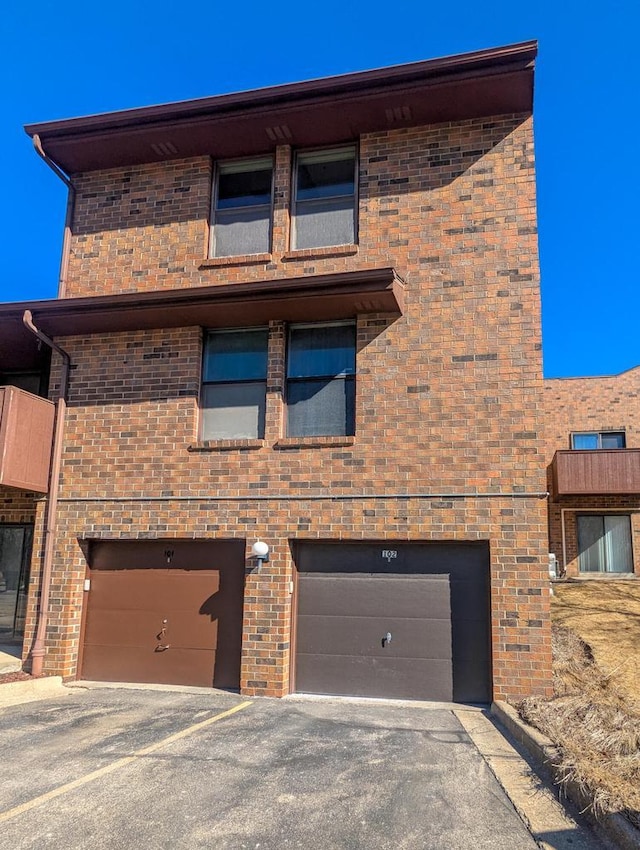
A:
[0,687,539,849]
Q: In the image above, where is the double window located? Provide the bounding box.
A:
[577,515,633,573]
[571,431,625,449]
[200,322,356,440]
[210,146,357,256]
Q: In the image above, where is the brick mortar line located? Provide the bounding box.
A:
[54,492,550,503]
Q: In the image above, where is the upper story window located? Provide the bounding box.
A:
[210,158,273,258]
[571,431,626,450]
[286,322,356,437]
[292,147,357,250]
[201,328,269,439]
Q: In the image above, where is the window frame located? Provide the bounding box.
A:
[570,431,626,450]
[200,326,269,441]
[291,145,358,251]
[285,320,356,439]
[209,156,274,259]
[576,513,634,574]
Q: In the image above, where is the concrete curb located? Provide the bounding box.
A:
[491,701,640,850]
[0,676,71,709]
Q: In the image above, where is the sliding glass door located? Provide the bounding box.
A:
[577,515,633,573]
[0,525,33,642]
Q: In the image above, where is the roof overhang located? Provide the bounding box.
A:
[24,41,537,174]
[0,268,404,370]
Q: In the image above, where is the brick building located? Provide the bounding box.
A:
[0,41,553,702]
[545,366,640,578]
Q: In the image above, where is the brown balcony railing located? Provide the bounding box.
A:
[0,386,55,493]
[552,449,640,496]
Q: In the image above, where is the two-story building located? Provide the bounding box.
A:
[546,366,640,577]
[0,41,553,703]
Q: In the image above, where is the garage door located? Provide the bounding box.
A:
[294,542,491,703]
[81,540,245,688]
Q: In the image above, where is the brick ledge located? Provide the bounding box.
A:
[274,436,355,450]
[199,253,272,269]
[280,245,358,261]
[188,439,265,452]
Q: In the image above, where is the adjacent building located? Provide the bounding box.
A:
[0,41,553,702]
[546,367,640,577]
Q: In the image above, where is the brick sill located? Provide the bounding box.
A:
[275,436,356,450]
[199,253,272,269]
[188,439,265,452]
[280,245,358,261]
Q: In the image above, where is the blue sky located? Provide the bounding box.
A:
[1,1,638,378]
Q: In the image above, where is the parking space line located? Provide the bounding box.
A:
[0,700,252,824]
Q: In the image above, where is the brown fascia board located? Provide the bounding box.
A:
[23,41,537,173]
[0,268,404,369]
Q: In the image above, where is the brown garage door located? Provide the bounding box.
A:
[81,540,245,689]
[294,542,491,703]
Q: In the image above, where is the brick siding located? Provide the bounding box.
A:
[545,367,640,576]
[23,113,552,700]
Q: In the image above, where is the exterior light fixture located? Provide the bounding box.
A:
[251,540,270,564]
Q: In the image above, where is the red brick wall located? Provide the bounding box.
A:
[25,114,552,700]
[0,488,38,524]
[545,367,640,576]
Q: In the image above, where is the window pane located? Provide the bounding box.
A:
[287,378,354,437]
[601,432,625,448]
[577,516,605,572]
[297,151,355,201]
[201,382,266,439]
[203,330,268,382]
[578,515,633,573]
[217,167,272,209]
[213,207,270,257]
[604,515,633,572]
[293,198,355,249]
[572,433,599,449]
[288,324,355,378]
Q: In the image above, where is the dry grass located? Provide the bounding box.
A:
[552,580,640,706]
[519,623,640,828]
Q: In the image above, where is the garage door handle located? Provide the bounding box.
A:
[155,621,170,651]
[382,632,392,647]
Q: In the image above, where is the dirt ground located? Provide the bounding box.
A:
[551,580,640,706]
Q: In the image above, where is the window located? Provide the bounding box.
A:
[577,515,633,573]
[571,431,626,449]
[286,322,355,437]
[210,158,273,257]
[292,147,357,250]
[201,329,268,439]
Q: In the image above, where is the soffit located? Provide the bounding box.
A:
[24,42,537,173]
[0,268,404,370]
